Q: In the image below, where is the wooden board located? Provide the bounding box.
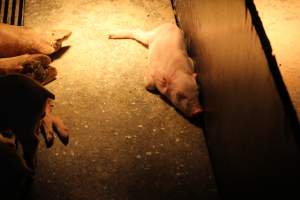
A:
[174,0,300,198]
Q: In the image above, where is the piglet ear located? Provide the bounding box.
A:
[158,77,168,94]
[156,73,169,95]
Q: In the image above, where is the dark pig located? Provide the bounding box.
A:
[109,23,202,118]
[0,23,70,149]
[0,137,32,199]
[0,74,63,170]
[0,74,69,171]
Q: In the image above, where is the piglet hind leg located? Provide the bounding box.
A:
[108,29,155,47]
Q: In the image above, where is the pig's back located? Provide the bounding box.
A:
[148,24,188,70]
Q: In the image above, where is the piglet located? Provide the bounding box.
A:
[109,23,202,118]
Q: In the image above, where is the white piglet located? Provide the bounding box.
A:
[109,23,202,118]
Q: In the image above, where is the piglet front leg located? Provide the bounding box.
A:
[41,99,69,148]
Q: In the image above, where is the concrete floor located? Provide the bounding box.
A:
[23,0,218,200]
[254,0,300,121]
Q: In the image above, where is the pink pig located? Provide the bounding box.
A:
[109,23,203,117]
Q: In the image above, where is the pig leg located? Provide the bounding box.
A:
[0,54,51,74]
[21,55,57,85]
[16,128,40,171]
[41,99,69,148]
[25,29,72,56]
[40,29,72,54]
[108,29,156,47]
[109,29,158,90]
[0,23,71,57]
[0,54,57,84]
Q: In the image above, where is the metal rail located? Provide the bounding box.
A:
[0,0,25,26]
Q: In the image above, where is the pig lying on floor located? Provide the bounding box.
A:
[0,74,55,171]
[109,23,203,118]
[0,23,71,148]
[0,23,71,84]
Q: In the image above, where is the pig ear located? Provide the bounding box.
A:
[156,75,169,94]
[159,77,169,94]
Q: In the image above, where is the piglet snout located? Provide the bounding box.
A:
[191,106,203,117]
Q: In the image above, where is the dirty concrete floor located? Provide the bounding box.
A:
[254,0,300,121]
[23,0,218,200]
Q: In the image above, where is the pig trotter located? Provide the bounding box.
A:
[21,54,57,84]
[0,54,57,84]
[46,30,72,53]
[0,23,72,57]
[41,99,69,148]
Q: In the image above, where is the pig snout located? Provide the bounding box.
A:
[191,105,203,117]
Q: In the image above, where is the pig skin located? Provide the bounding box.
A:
[0,54,58,84]
[0,23,72,58]
[0,23,70,146]
[109,23,203,118]
[0,137,32,198]
[0,74,55,170]
[0,23,71,84]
